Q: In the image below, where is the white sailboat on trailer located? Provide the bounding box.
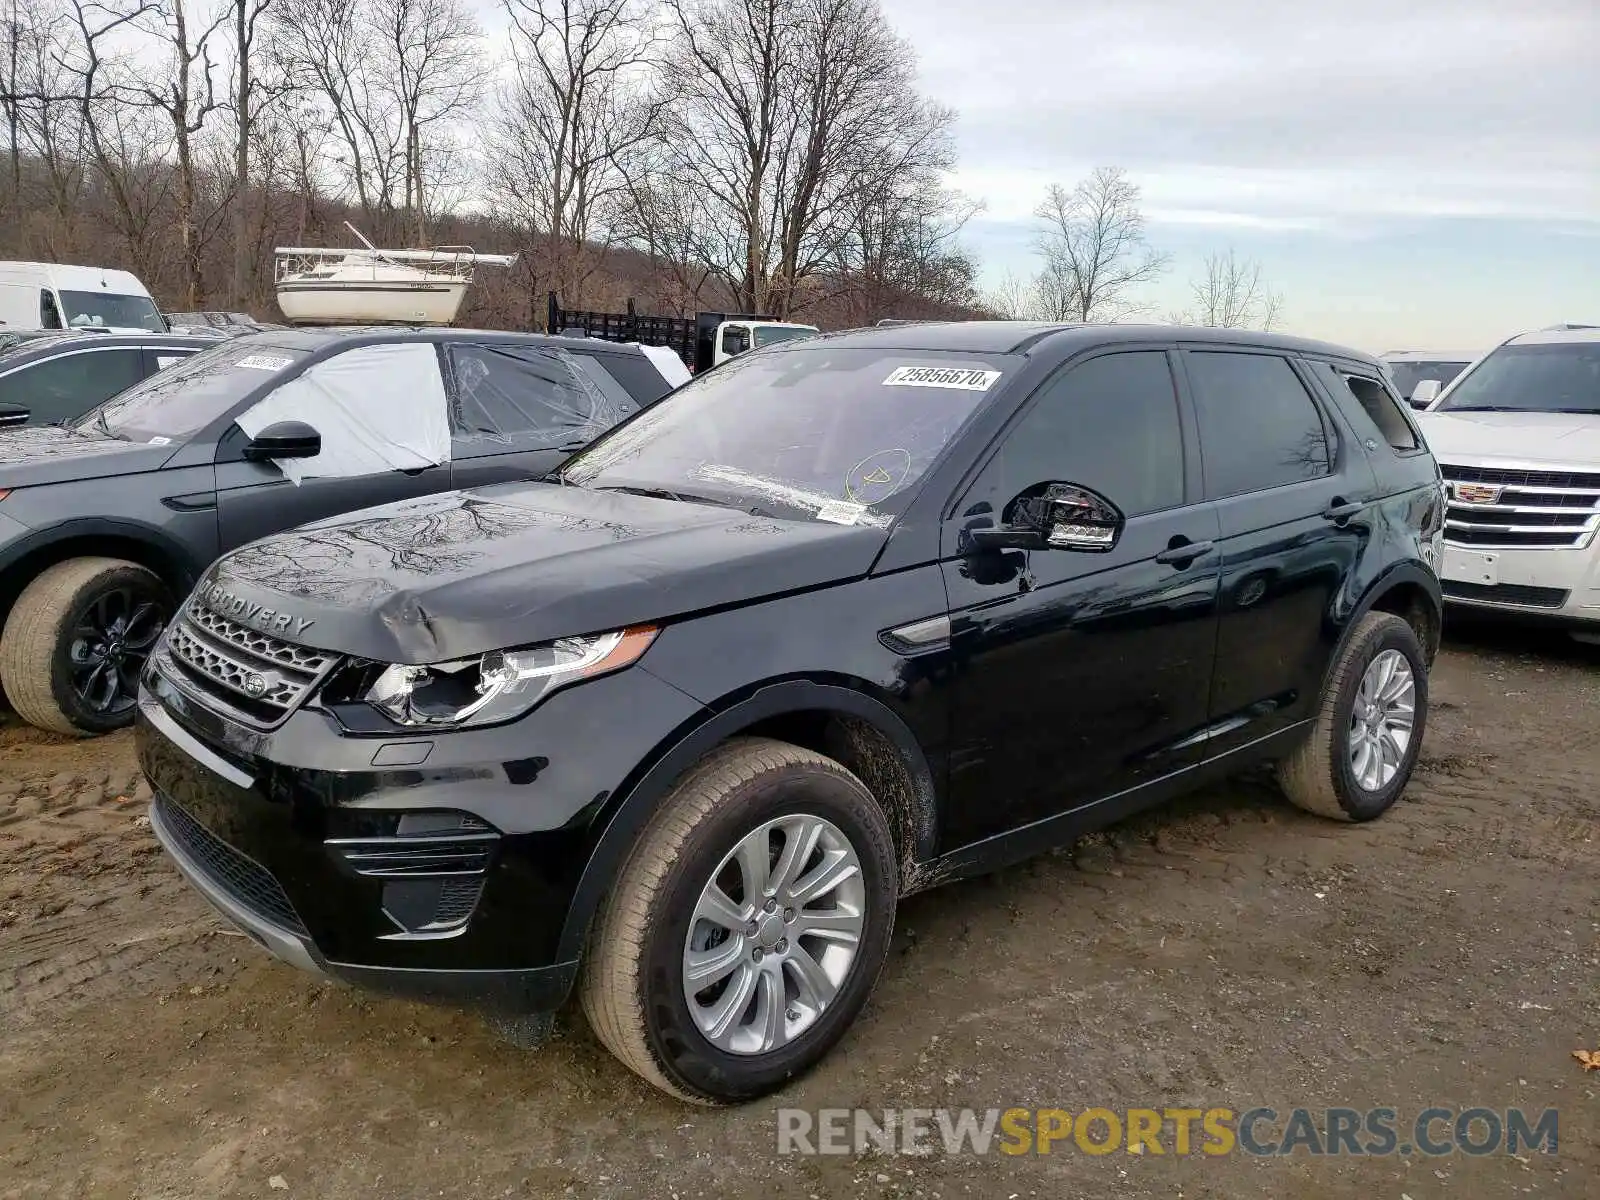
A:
[274,222,517,326]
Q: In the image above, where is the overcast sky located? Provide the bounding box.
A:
[875,0,1599,351]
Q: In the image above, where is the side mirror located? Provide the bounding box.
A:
[242,419,321,461]
[968,483,1125,553]
[1409,379,1442,409]
[0,403,30,428]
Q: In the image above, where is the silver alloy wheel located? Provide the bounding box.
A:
[1348,648,1416,792]
[682,813,867,1056]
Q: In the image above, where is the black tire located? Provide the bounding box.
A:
[1276,611,1429,821]
[0,557,172,736]
[580,737,898,1104]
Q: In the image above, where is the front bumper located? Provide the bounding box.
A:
[136,646,706,1014]
[1439,541,1600,626]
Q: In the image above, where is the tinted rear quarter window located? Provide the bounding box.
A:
[585,349,675,406]
[1185,351,1330,498]
[1311,361,1419,452]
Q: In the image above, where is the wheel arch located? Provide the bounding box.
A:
[0,521,198,633]
[555,678,939,964]
[1348,561,1443,667]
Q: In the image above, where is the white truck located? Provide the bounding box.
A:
[1413,323,1600,643]
[0,262,167,334]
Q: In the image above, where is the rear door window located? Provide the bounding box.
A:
[5,348,146,424]
[1185,351,1332,498]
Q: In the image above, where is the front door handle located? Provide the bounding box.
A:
[1323,497,1364,525]
[1155,537,1215,568]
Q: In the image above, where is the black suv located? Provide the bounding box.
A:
[138,322,1444,1103]
[0,330,216,425]
[0,328,676,735]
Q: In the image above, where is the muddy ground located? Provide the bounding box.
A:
[1,621,1596,1199]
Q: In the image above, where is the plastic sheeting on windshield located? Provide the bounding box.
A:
[447,344,634,448]
[235,342,450,484]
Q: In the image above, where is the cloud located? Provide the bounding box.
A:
[883,0,1600,231]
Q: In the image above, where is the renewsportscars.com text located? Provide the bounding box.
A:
[776,1106,1559,1158]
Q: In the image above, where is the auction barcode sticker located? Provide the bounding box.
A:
[236,354,294,371]
[883,365,1001,391]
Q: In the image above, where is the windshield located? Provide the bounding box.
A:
[58,290,166,333]
[752,324,817,348]
[560,347,1010,522]
[1387,360,1468,400]
[1437,343,1600,414]
[78,342,308,442]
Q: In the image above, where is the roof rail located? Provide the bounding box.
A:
[1541,322,1599,331]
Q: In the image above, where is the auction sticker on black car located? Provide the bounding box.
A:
[883,366,1001,391]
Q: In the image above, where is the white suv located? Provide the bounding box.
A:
[1415,325,1600,643]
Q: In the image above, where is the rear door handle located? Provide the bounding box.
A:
[1155,538,1215,567]
[1323,498,1365,524]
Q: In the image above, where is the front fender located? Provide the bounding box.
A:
[555,676,939,963]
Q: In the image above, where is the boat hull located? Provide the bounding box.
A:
[276,280,468,326]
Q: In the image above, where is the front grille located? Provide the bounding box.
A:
[1442,581,1571,609]
[186,605,336,673]
[161,597,340,726]
[1440,463,1600,550]
[155,792,307,935]
[435,878,485,925]
[1443,464,1600,490]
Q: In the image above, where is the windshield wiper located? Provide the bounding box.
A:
[1441,405,1523,412]
[595,484,779,518]
[1540,407,1600,414]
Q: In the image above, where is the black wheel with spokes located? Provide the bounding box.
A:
[0,557,173,736]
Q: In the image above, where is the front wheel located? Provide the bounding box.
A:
[0,557,171,736]
[1277,611,1429,821]
[581,737,898,1103]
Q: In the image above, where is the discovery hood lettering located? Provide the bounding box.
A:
[204,481,891,664]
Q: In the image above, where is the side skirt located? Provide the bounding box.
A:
[911,721,1312,893]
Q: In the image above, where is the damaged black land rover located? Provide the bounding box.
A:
[138,322,1445,1103]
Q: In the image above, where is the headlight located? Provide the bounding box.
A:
[363,625,659,728]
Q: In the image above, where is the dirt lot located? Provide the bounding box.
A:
[1,622,1596,1199]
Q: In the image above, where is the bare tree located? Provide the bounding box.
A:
[489,0,661,304]
[133,0,228,307]
[371,0,483,243]
[633,0,956,318]
[272,0,481,241]
[837,181,980,323]
[227,0,277,304]
[1032,166,1168,322]
[1,0,87,243]
[1175,247,1284,330]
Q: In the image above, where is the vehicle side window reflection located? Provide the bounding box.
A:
[965,351,1185,519]
[11,349,145,424]
[1186,351,1330,498]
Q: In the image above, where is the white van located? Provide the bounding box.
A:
[0,262,167,334]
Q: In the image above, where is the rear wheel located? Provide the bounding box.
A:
[1277,612,1428,821]
[0,558,171,736]
[581,737,897,1103]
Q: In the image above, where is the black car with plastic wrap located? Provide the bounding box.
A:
[138,321,1445,1103]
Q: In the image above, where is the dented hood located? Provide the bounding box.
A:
[201,481,889,663]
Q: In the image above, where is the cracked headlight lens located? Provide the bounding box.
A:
[364,625,659,727]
